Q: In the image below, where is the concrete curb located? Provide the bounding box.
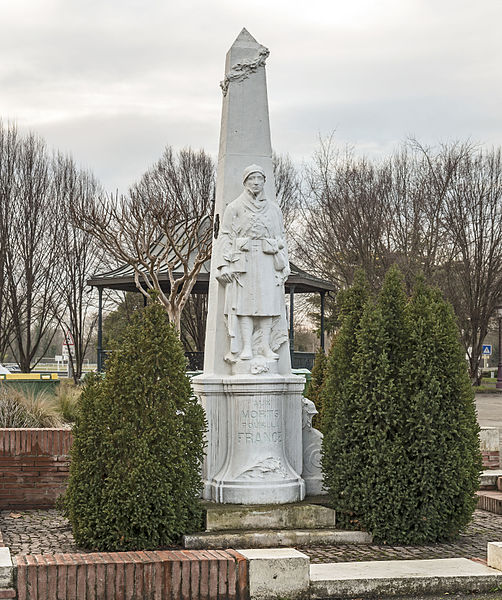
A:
[0,548,13,589]
[310,557,502,598]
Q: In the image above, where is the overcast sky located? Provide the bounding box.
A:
[1,0,501,192]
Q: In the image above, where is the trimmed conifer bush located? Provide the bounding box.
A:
[322,267,481,543]
[62,299,206,551]
[321,270,370,526]
[305,347,328,431]
[400,278,481,541]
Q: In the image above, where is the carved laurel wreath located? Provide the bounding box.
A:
[220,45,270,96]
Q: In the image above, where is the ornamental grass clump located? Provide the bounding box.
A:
[0,387,62,428]
[62,299,206,551]
[322,267,481,543]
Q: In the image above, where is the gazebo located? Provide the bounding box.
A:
[88,259,335,371]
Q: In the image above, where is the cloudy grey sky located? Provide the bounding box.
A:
[1,0,501,192]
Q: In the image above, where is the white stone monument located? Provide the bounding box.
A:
[192,29,306,504]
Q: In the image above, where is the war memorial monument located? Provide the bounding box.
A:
[193,29,321,505]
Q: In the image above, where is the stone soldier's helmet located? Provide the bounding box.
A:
[242,164,266,183]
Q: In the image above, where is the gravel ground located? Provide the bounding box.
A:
[1,508,501,563]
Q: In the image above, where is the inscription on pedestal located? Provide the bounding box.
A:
[237,397,282,444]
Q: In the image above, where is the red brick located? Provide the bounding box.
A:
[128,552,146,598]
[235,556,249,600]
[202,551,219,600]
[226,558,237,600]
[170,556,182,600]
[66,555,77,600]
[95,555,106,600]
[25,555,38,600]
[36,555,48,600]
[76,561,87,600]
[160,559,171,600]
[44,558,58,600]
[198,552,209,600]
[172,551,190,600]
[82,555,97,600]
[153,559,163,600]
[123,553,136,600]
[42,430,49,454]
[16,555,28,600]
[54,554,68,600]
[102,557,116,600]
[208,550,231,598]
[0,590,16,598]
[144,562,155,600]
[190,554,201,600]
[114,555,126,600]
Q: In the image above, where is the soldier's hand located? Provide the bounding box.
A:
[217,266,233,285]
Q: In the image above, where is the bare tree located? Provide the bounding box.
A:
[295,136,393,291]
[72,146,215,333]
[297,135,502,384]
[0,123,16,361]
[54,154,105,382]
[386,141,470,291]
[272,151,301,238]
[3,129,64,371]
[180,293,208,352]
[439,146,502,383]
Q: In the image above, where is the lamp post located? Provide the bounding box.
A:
[497,306,502,390]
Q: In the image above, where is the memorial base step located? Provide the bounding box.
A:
[204,501,336,531]
[183,528,372,549]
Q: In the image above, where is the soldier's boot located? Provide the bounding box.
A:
[239,316,254,360]
[261,317,279,360]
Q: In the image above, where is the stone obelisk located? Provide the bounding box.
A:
[192,29,305,504]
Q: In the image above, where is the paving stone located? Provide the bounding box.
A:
[302,510,502,564]
[1,509,502,563]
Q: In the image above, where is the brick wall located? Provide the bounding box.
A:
[0,429,72,509]
[482,450,500,469]
[15,549,248,600]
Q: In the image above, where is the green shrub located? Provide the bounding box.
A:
[400,279,481,541]
[321,270,370,521]
[305,348,328,431]
[322,267,481,543]
[62,300,206,551]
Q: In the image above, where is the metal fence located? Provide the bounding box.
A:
[98,350,314,372]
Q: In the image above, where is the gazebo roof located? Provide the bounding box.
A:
[88,260,335,295]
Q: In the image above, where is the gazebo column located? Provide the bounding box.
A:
[97,287,103,372]
[289,285,296,353]
[320,290,326,351]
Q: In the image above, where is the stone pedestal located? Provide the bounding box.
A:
[193,374,305,504]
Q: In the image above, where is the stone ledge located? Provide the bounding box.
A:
[239,548,309,600]
[0,548,12,589]
[310,557,502,599]
[488,541,502,570]
[480,470,502,488]
[184,528,372,549]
